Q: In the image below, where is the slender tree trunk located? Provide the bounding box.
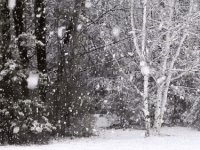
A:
[35,0,47,102]
[141,0,151,137]
[0,0,11,144]
[158,33,187,133]
[143,74,151,137]
[0,0,12,99]
[154,84,164,134]
[130,0,151,136]
[153,0,175,134]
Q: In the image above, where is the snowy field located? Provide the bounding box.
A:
[1,127,200,150]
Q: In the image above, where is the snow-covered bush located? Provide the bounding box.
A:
[0,98,55,144]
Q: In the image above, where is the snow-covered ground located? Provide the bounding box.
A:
[1,127,200,150]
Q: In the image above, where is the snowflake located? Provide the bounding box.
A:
[77,24,82,31]
[58,26,66,38]
[85,0,92,8]
[13,126,20,134]
[27,72,39,90]
[8,0,16,10]
[112,27,121,37]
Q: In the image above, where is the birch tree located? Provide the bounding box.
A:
[153,0,200,134]
[130,0,151,136]
[130,0,200,135]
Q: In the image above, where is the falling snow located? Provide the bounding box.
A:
[85,0,92,8]
[128,52,134,56]
[26,72,39,90]
[8,0,16,10]
[112,27,121,37]
[157,76,166,84]
[140,61,150,76]
[13,127,20,134]
[1,0,200,147]
[58,26,66,38]
[77,24,82,31]
[36,14,41,18]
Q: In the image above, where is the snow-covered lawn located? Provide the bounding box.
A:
[1,127,200,150]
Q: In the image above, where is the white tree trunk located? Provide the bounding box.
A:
[153,0,174,134]
[159,33,187,131]
[143,74,151,137]
[130,0,151,136]
[154,84,164,134]
[160,74,172,127]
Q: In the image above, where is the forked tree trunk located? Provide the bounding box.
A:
[153,0,174,134]
[130,0,151,136]
[154,33,187,134]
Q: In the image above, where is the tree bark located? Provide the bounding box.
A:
[0,0,12,144]
[160,33,187,129]
[153,0,174,134]
[130,0,151,136]
[143,75,151,137]
[153,84,164,134]
[13,0,29,99]
[35,0,47,102]
[55,0,85,135]
[0,0,11,63]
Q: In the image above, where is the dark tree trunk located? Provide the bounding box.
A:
[0,0,13,100]
[34,0,47,102]
[0,1,12,144]
[13,0,29,99]
[0,0,11,64]
[58,0,85,135]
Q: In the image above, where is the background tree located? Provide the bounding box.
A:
[13,0,29,99]
[35,0,47,102]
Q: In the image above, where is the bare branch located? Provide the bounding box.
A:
[130,0,142,59]
[141,0,148,57]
